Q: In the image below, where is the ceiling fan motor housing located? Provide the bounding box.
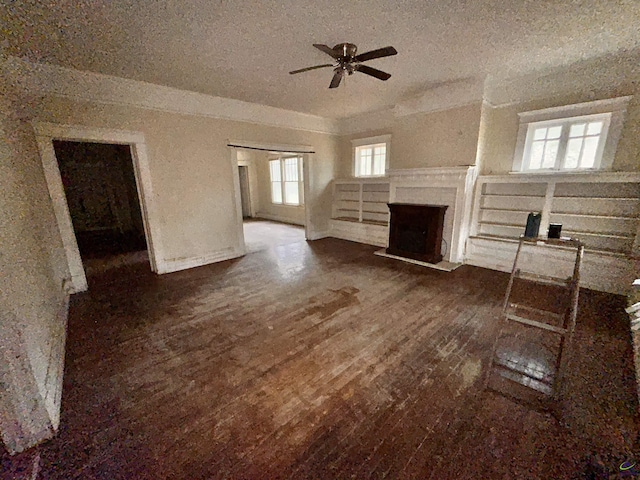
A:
[334,43,358,59]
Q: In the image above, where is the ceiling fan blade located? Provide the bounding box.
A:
[329,70,343,89]
[354,46,398,63]
[355,64,391,81]
[289,64,334,75]
[313,44,340,58]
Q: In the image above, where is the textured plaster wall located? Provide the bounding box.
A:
[0,85,69,452]
[336,103,482,178]
[32,96,337,261]
[479,93,640,175]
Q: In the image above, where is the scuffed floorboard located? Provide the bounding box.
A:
[4,233,637,479]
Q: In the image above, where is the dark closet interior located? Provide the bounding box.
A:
[53,141,147,259]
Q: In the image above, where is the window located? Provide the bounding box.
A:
[269,156,303,205]
[522,115,609,171]
[513,96,631,173]
[352,135,391,177]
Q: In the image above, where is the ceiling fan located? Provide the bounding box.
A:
[289,43,398,89]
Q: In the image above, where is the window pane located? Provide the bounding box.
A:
[529,141,544,169]
[284,182,299,204]
[569,123,586,137]
[373,155,385,175]
[564,138,583,169]
[587,121,603,135]
[533,127,546,140]
[542,139,559,168]
[580,136,599,168]
[271,181,282,203]
[269,160,281,181]
[361,149,372,175]
[284,157,299,181]
[547,126,562,139]
[373,145,385,175]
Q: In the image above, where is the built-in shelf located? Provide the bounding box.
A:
[467,172,640,294]
[329,178,392,247]
[331,178,391,227]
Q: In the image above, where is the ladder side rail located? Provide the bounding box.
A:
[553,242,584,397]
[485,238,527,389]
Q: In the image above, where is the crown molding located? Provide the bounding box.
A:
[1,56,341,135]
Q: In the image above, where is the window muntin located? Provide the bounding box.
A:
[355,143,387,177]
[269,157,303,205]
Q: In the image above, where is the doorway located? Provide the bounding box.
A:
[231,145,311,254]
[53,141,150,279]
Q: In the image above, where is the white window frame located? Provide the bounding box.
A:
[512,96,631,173]
[352,134,391,178]
[269,156,304,206]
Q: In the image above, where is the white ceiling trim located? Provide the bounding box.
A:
[2,56,341,135]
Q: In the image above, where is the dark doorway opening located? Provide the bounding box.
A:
[53,141,148,273]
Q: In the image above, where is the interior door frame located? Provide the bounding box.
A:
[227,140,314,250]
[33,122,166,293]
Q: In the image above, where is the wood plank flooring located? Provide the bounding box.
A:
[3,233,638,479]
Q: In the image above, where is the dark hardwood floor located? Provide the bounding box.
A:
[3,236,638,479]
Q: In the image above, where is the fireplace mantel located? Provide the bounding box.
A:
[387,166,477,263]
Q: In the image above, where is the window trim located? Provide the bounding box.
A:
[512,96,631,173]
[351,134,391,178]
[269,156,304,206]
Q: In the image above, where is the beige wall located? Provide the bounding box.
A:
[391,103,482,170]
[32,96,337,262]
[0,87,70,452]
[479,93,640,175]
[336,103,482,177]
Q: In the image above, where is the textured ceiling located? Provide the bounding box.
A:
[2,0,639,118]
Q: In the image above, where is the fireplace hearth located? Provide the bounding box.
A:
[386,203,448,264]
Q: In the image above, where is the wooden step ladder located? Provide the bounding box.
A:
[486,236,584,403]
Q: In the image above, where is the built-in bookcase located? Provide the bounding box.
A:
[332,179,390,225]
[330,178,390,246]
[550,182,639,253]
[472,173,639,255]
[467,171,640,293]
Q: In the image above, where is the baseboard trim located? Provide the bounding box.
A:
[254,213,305,227]
[160,247,243,274]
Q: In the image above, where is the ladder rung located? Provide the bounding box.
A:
[504,313,568,335]
[508,303,564,321]
[515,271,571,288]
